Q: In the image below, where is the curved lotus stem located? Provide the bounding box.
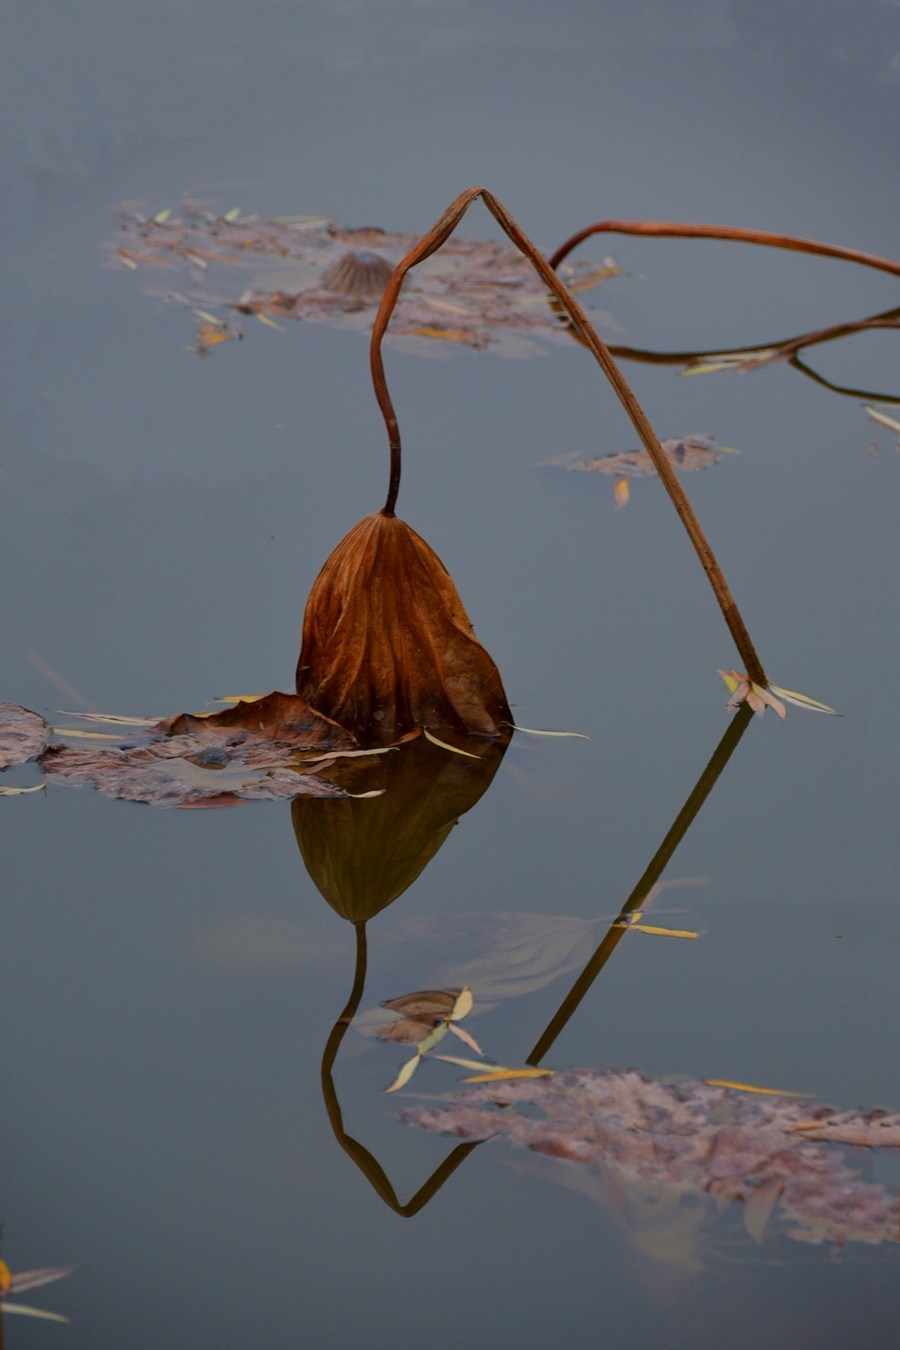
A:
[548,219,900,279]
[370,188,767,687]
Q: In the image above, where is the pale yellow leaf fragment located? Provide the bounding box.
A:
[613,921,699,939]
[865,405,900,436]
[53,728,123,740]
[0,783,46,797]
[704,1079,811,1097]
[385,1053,421,1093]
[461,1068,554,1083]
[768,684,840,716]
[2,1304,71,1324]
[58,711,158,726]
[422,729,483,759]
[435,1055,499,1073]
[506,724,590,739]
[256,312,285,332]
[450,987,473,1021]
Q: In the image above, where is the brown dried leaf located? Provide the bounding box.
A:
[296,512,511,740]
[0,704,52,769]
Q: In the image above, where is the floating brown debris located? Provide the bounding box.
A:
[402,1068,900,1255]
[108,202,618,356]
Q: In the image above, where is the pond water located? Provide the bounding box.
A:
[2,1,900,1345]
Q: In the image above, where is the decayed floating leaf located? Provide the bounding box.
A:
[401,1068,900,1252]
[786,1109,900,1147]
[0,704,52,769]
[41,691,369,808]
[108,202,617,357]
[296,512,511,741]
[558,434,736,490]
[0,783,45,797]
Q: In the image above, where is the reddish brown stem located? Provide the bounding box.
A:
[370,189,767,686]
[549,219,900,279]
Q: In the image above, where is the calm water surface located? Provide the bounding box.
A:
[2,1,900,1346]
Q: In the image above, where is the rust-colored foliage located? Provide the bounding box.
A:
[296,511,511,741]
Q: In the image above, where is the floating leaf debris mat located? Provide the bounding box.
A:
[401,1069,900,1251]
[0,695,395,808]
[107,203,618,356]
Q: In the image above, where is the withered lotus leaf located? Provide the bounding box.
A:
[296,512,511,740]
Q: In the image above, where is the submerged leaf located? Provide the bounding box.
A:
[296,512,511,740]
[401,1068,900,1251]
[381,990,459,1018]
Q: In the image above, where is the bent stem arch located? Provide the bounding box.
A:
[370,187,767,688]
[548,219,900,279]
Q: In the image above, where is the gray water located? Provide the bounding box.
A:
[2,1,900,1345]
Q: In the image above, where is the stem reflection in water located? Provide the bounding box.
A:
[311,707,754,1214]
